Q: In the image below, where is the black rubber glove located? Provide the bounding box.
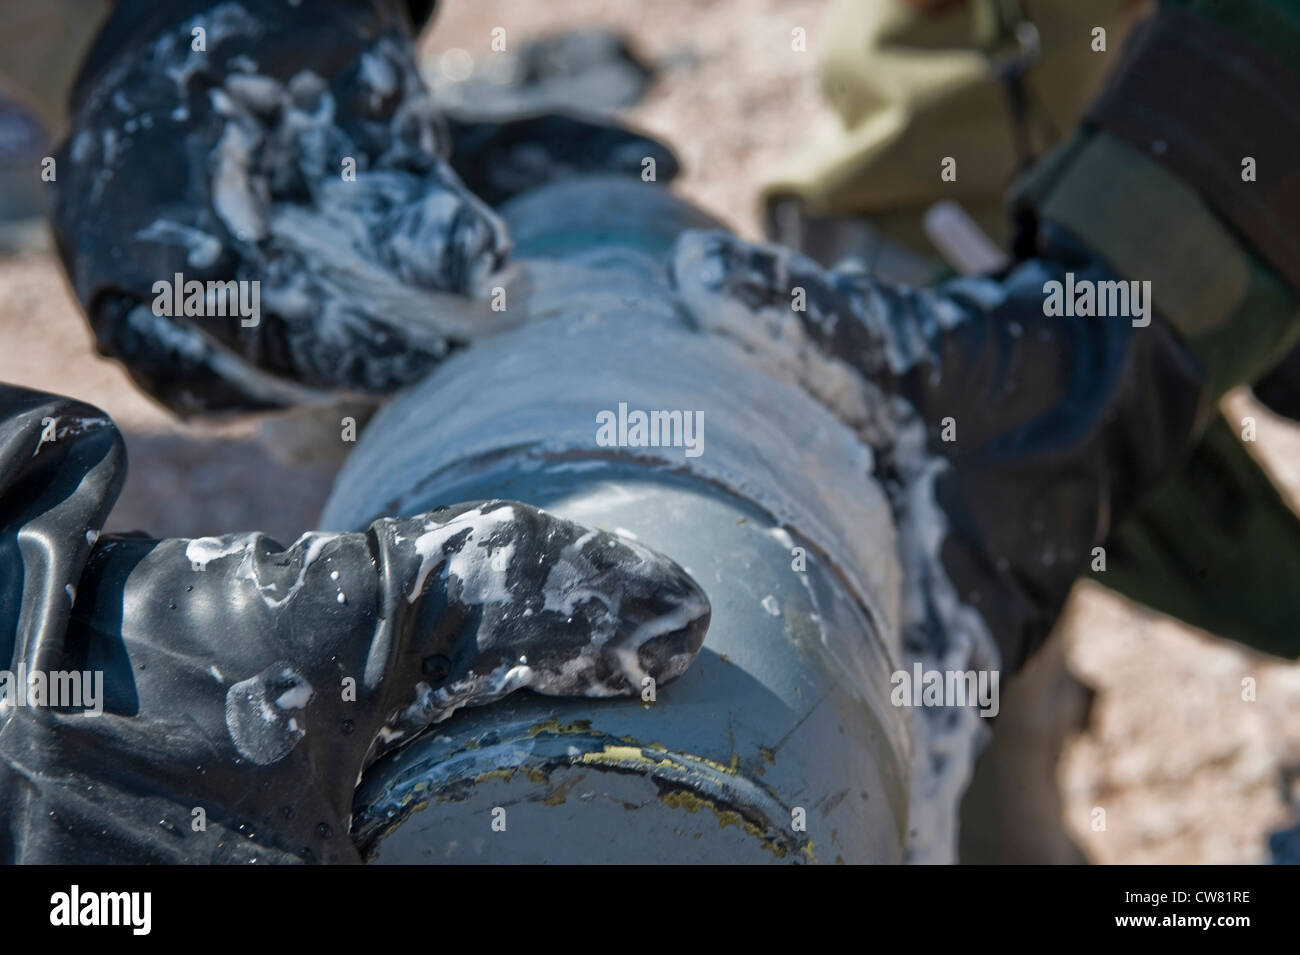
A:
[443,113,679,208]
[0,384,709,863]
[52,0,508,415]
[670,226,1206,672]
[52,0,682,418]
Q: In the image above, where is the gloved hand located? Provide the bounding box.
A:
[52,0,508,415]
[51,0,681,418]
[0,384,709,863]
[670,226,1206,671]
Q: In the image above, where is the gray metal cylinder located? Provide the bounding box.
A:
[323,179,914,863]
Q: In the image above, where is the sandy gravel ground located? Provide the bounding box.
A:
[2,0,1297,863]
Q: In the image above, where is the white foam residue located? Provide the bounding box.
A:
[136,220,223,268]
[246,533,334,609]
[607,589,710,692]
[185,536,249,570]
[211,117,267,241]
[31,416,110,458]
[359,49,398,107]
[539,532,631,639]
[275,680,314,710]
[409,506,517,604]
[224,71,283,114]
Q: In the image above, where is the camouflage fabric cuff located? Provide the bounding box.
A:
[1088,3,1300,294]
[1018,131,1300,398]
